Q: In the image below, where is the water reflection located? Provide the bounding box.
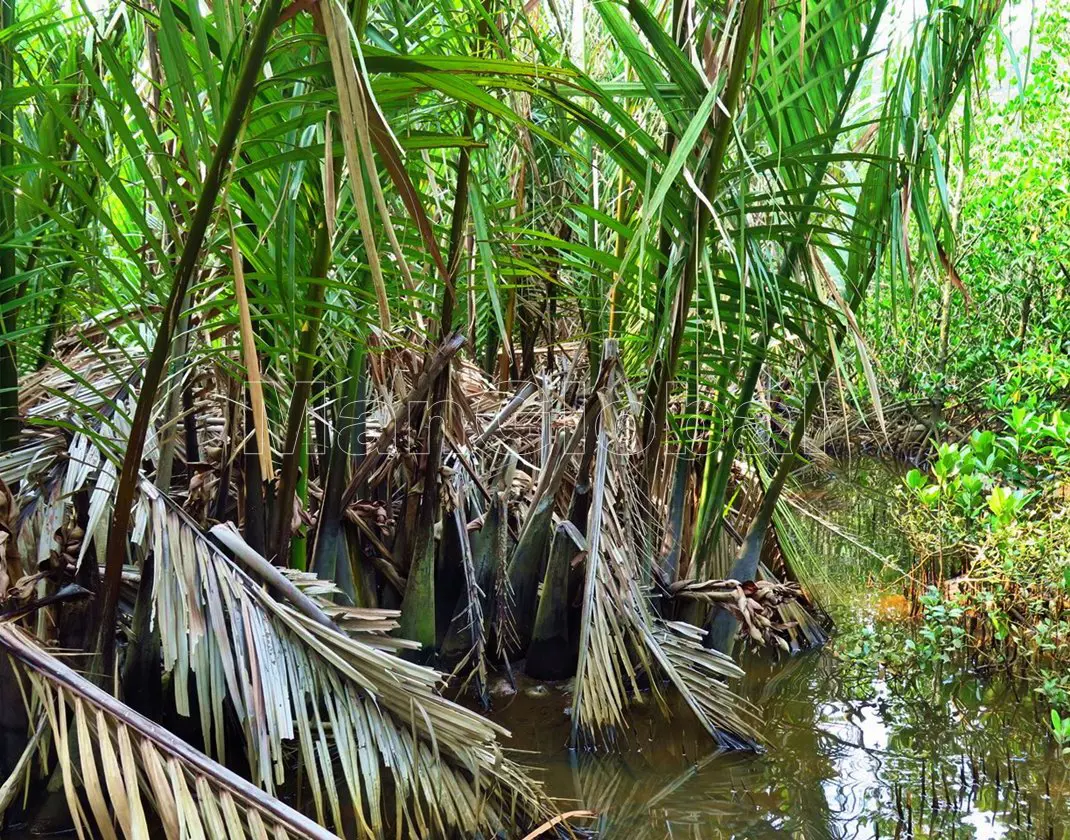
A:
[498,462,1070,839]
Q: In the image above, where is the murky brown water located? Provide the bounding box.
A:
[494,462,1070,839]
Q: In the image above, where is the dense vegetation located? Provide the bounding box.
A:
[1,0,1064,835]
[847,3,1070,752]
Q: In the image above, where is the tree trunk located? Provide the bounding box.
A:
[0,0,18,451]
[96,0,288,685]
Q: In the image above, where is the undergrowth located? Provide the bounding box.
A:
[888,404,1070,748]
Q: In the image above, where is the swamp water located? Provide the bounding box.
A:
[495,462,1070,839]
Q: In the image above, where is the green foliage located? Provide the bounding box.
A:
[984,343,1070,412]
[1051,709,1070,752]
[916,587,970,662]
[901,405,1070,529]
[906,436,1023,527]
[898,390,1070,712]
[900,421,1070,707]
[866,3,1070,410]
[836,590,968,672]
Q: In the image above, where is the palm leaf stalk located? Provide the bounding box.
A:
[706,0,1005,652]
[398,0,488,648]
[310,342,365,601]
[398,136,473,648]
[273,210,331,563]
[0,0,17,450]
[97,0,288,685]
[638,0,763,487]
[0,621,341,840]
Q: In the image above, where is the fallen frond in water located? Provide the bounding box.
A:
[571,344,761,750]
[0,621,341,840]
[134,476,549,836]
[0,344,551,838]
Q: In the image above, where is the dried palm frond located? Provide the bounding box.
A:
[666,578,802,652]
[0,621,339,840]
[0,381,551,837]
[138,479,547,836]
[571,346,761,751]
[445,470,490,702]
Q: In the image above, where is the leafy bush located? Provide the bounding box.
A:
[901,407,1070,529]
[898,403,1070,746]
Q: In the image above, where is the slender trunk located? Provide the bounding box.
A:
[311,344,365,602]
[584,137,601,381]
[289,423,309,570]
[210,377,237,522]
[935,163,966,426]
[705,373,824,651]
[545,220,571,373]
[607,167,628,336]
[660,367,699,587]
[932,275,953,430]
[182,376,199,464]
[1018,292,1032,342]
[234,207,270,549]
[96,0,286,684]
[640,0,763,486]
[244,398,268,553]
[937,277,953,372]
[692,352,764,573]
[0,0,18,451]
[518,296,538,379]
[398,104,475,649]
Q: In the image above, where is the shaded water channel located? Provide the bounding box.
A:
[496,462,1070,839]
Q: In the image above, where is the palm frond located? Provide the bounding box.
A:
[140,476,548,836]
[570,344,760,750]
[0,621,340,840]
[0,359,551,836]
